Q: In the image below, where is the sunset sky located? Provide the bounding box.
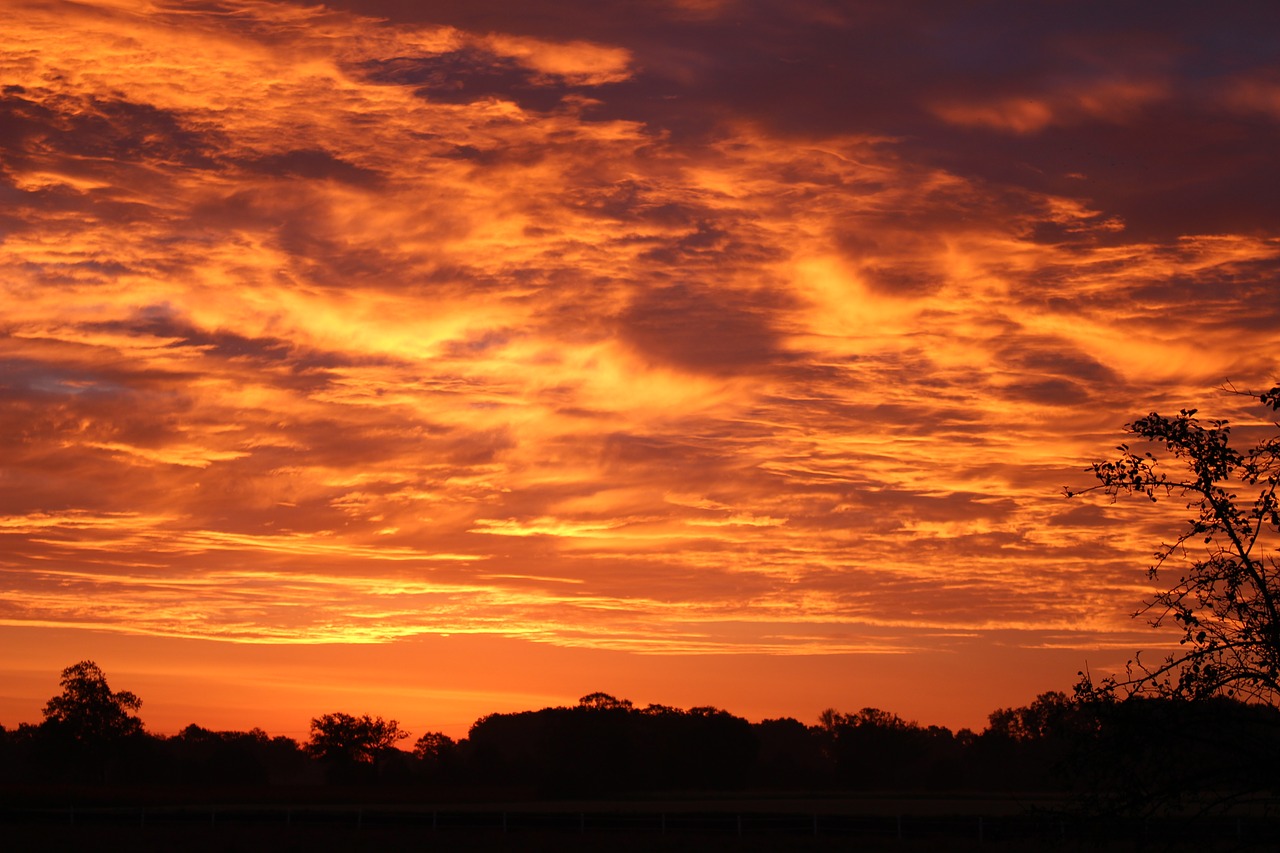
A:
[3,0,1280,741]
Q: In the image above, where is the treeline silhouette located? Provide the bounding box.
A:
[3,665,1279,811]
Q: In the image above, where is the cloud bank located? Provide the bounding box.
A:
[2,0,1279,727]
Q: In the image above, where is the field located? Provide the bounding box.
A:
[5,791,1279,852]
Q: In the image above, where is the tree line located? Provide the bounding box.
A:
[3,661,1278,811]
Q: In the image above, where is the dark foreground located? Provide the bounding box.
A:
[6,795,1280,852]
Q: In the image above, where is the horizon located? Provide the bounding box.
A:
[3,0,1279,742]
[8,652,1077,743]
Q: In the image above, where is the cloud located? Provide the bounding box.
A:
[479,33,632,85]
[930,78,1170,134]
[1,0,1278,722]
[1221,72,1280,118]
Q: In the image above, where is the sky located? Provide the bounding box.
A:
[2,0,1280,741]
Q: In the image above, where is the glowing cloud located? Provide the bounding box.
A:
[2,0,1279,734]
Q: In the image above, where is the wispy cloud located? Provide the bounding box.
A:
[2,0,1279,729]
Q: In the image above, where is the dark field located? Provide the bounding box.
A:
[6,793,1279,852]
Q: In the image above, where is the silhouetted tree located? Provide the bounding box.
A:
[985,690,1102,745]
[818,707,961,790]
[1069,384,1280,703]
[751,717,831,788]
[36,661,147,783]
[301,715,400,787]
[632,704,757,790]
[165,725,302,786]
[412,731,455,761]
[42,660,143,743]
[1057,695,1280,816]
[306,712,408,765]
[577,692,633,711]
[467,695,759,795]
[411,730,459,783]
[978,691,1102,791]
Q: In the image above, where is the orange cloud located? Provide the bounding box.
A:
[481,33,633,85]
[1221,73,1280,118]
[2,0,1278,735]
[931,78,1169,133]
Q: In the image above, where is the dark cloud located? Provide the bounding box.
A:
[315,0,1280,240]
[0,89,221,170]
[618,282,790,375]
[566,178,703,227]
[240,149,384,186]
[439,142,547,168]
[993,338,1121,386]
[0,357,131,401]
[638,220,780,267]
[357,49,575,111]
[85,308,371,391]
[996,377,1089,407]
[928,105,1280,242]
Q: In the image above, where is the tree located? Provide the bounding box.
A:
[985,691,1084,742]
[816,707,955,789]
[1069,384,1280,704]
[411,731,455,761]
[305,712,408,764]
[42,660,143,743]
[576,692,633,711]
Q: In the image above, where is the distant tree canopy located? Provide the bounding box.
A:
[42,660,143,744]
[816,706,967,790]
[467,693,757,794]
[306,712,408,764]
[985,691,1092,742]
[577,691,633,711]
[167,724,305,786]
[1069,383,1280,704]
[7,664,1279,808]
